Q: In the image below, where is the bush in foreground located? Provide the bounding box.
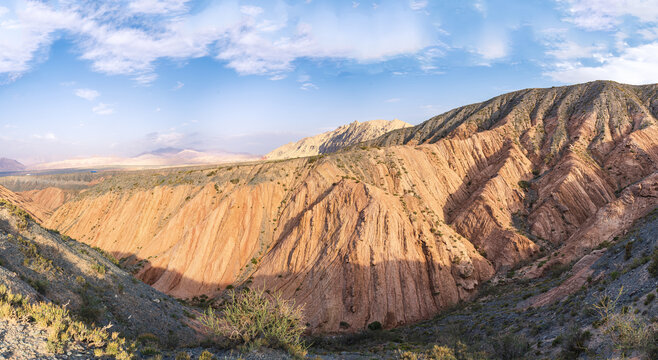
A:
[200,288,307,358]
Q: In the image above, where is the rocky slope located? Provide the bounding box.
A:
[0,186,199,344]
[265,119,411,160]
[33,80,658,334]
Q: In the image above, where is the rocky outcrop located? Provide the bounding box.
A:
[42,81,658,333]
[265,119,411,160]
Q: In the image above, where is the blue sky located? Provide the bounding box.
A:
[1,0,657,164]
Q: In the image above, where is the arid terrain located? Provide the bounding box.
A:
[1,80,657,359]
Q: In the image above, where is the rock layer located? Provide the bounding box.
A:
[43,80,658,333]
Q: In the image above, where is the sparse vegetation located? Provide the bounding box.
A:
[0,284,133,359]
[200,289,307,358]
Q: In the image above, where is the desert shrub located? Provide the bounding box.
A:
[429,345,457,360]
[368,321,383,331]
[0,284,133,359]
[92,262,106,275]
[517,181,530,191]
[604,311,652,352]
[624,242,633,261]
[200,289,306,358]
[93,247,120,266]
[559,327,591,359]
[648,248,658,277]
[198,350,215,360]
[175,352,191,360]
[490,333,530,359]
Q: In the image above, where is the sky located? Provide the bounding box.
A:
[1,0,658,164]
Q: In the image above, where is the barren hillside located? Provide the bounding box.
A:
[28,80,658,333]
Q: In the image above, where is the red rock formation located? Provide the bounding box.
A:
[42,81,658,332]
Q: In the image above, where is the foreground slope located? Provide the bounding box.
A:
[265,119,411,160]
[0,185,198,344]
[43,80,658,333]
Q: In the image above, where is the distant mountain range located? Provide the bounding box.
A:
[30,148,259,170]
[265,119,411,160]
[0,158,26,172]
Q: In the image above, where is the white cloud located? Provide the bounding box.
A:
[0,0,436,81]
[300,82,318,91]
[385,98,401,103]
[559,0,658,31]
[129,0,188,14]
[269,74,287,80]
[147,131,185,146]
[92,103,114,115]
[475,30,508,61]
[33,133,57,140]
[546,42,658,84]
[240,5,263,17]
[74,88,100,101]
[352,2,360,8]
[172,81,184,90]
[545,40,606,60]
[409,1,428,10]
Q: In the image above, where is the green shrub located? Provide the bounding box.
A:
[560,328,591,359]
[200,289,307,358]
[198,350,215,360]
[429,345,457,360]
[491,333,530,359]
[0,284,133,359]
[368,321,383,331]
[604,311,652,352]
[648,248,658,277]
[175,352,191,360]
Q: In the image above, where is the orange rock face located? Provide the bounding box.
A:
[43,81,658,333]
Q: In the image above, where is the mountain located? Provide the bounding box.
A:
[20,81,658,334]
[265,119,411,160]
[31,148,259,170]
[0,158,26,172]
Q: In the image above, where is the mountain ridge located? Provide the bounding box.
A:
[17,80,658,333]
[265,119,411,160]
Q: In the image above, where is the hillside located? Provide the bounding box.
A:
[265,119,411,160]
[0,186,199,345]
[0,158,25,172]
[20,80,658,335]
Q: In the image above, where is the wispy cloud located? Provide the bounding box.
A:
[546,42,658,84]
[385,98,401,103]
[300,82,319,91]
[409,1,428,10]
[74,88,100,101]
[558,0,658,30]
[92,103,114,115]
[172,81,184,90]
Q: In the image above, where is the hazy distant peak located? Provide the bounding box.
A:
[0,158,26,172]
